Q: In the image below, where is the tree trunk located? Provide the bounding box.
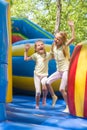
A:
[54,0,61,35]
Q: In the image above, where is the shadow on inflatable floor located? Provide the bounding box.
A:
[13,87,63,99]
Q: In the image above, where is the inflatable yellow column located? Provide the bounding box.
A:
[6,0,12,102]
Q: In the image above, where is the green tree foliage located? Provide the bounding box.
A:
[61,0,87,44]
[10,0,87,44]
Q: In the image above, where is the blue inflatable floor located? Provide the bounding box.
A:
[1,95,87,130]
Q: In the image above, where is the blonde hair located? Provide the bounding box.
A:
[62,45,70,60]
[59,31,70,59]
[55,31,70,59]
[59,31,67,44]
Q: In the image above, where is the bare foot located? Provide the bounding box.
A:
[42,98,46,106]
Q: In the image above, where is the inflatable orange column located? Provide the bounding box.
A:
[68,41,87,118]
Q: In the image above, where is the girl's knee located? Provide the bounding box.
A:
[46,80,51,86]
[59,89,65,94]
[42,86,47,91]
[36,92,41,96]
[41,78,47,86]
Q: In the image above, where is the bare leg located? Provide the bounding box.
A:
[60,89,68,105]
[35,95,40,109]
[42,85,48,106]
[60,71,69,112]
[46,83,58,107]
[46,71,60,107]
[46,83,55,97]
[60,89,69,113]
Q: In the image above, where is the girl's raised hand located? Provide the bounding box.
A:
[68,20,74,27]
[25,44,30,52]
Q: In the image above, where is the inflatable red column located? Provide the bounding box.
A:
[67,41,87,118]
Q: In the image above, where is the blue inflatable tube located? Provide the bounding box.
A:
[0,0,9,121]
[12,17,54,40]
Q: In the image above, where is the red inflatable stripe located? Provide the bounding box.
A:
[84,73,87,117]
[68,45,82,115]
[12,35,24,43]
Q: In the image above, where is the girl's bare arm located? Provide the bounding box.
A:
[24,44,32,61]
[66,20,75,46]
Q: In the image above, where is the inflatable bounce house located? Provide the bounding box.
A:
[1,0,87,130]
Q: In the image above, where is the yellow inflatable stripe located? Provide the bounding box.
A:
[13,76,60,92]
[12,44,51,56]
[75,44,87,116]
[12,44,34,56]
[13,76,35,91]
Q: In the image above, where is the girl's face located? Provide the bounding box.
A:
[54,33,63,47]
[35,41,45,54]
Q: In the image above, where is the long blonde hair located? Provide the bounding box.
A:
[55,31,70,60]
[62,45,70,60]
[59,31,67,45]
